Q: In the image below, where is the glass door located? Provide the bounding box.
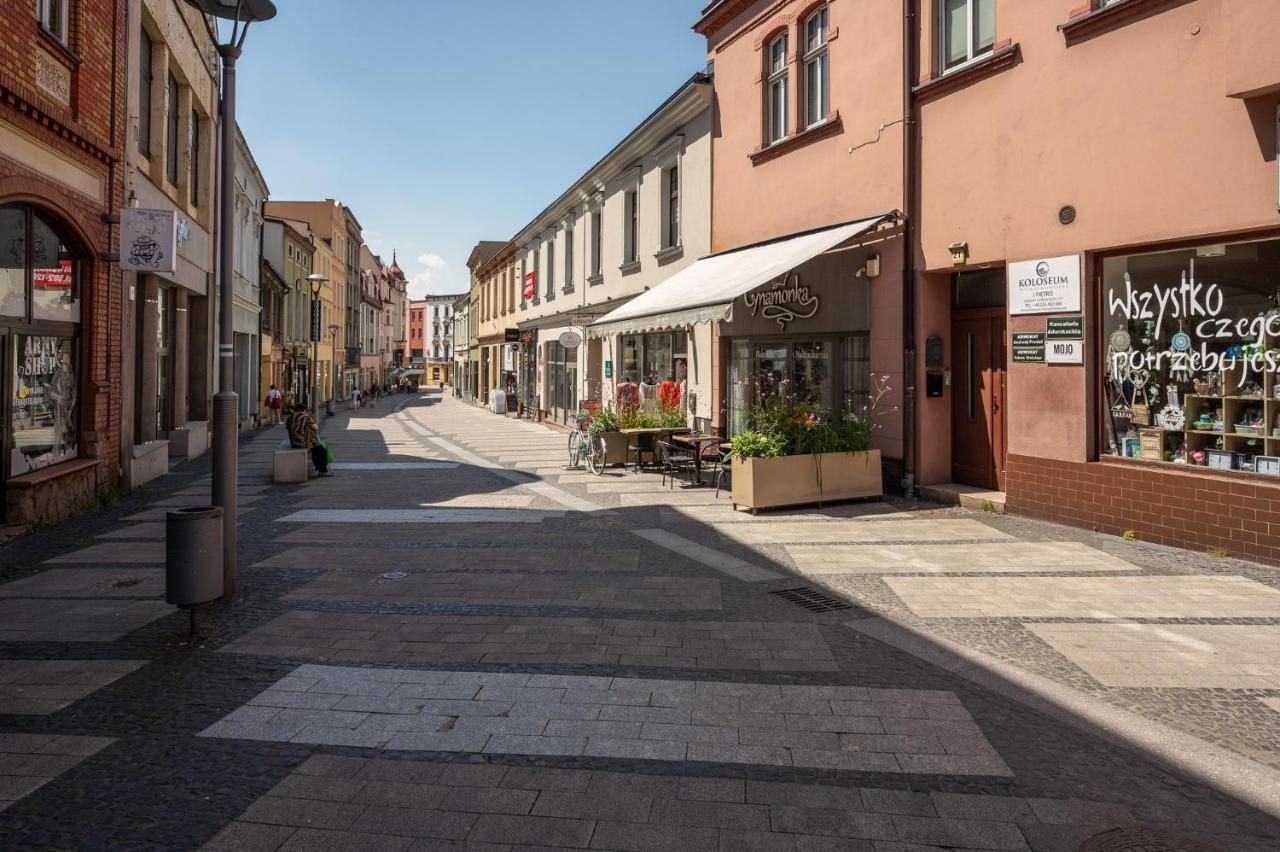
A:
[155,286,172,437]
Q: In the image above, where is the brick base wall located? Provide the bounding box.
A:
[1005,453,1280,566]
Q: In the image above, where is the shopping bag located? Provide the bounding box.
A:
[319,439,334,464]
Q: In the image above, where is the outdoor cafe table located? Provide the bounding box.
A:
[619,427,688,470]
[671,433,721,486]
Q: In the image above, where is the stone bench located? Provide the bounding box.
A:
[273,439,309,484]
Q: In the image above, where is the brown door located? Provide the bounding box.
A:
[951,309,1007,490]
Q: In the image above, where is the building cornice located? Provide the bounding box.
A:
[0,69,118,164]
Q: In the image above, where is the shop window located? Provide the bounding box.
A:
[940,0,995,71]
[1100,236,1280,478]
[766,32,789,144]
[12,334,78,475]
[803,6,830,128]
[2,205,82,323]
[37,0,71,47]
[842,333,871,417]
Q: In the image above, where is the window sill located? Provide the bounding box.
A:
[9,457,97,488]
[913,43,1020,103]
[619,260,642,276]
[37,25,82,67]
[587,274,604,287]
[562,285,574,295]
[654,245,684,264]
[749,112,843,165]
[1059,0,1182,45]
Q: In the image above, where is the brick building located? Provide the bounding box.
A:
[1,0,128,523]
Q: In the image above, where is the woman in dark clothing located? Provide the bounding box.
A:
[286,408,331,476]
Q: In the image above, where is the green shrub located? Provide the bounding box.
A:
[727,430,787,459]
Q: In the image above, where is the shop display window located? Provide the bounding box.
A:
[12,334,78,475]
[1101,236,1280,477]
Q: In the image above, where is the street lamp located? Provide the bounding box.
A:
[328,323,340,414]
[307,273,327,424]
[183,0,277,600]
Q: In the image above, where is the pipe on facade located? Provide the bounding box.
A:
[901,0,919,499]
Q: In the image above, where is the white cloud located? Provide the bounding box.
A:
[408,253,453,298]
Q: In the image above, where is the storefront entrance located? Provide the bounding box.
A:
[951,308,1007,490]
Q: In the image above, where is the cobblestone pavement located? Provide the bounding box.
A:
[0,390,1278,850]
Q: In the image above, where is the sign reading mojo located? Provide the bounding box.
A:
[741,272,820,330]
[1008,255,1081,315]
[119,209,177,274]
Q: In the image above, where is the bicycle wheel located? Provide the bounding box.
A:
[567,429,582,467]
[586,434,607,476]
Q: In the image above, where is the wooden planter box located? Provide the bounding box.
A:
[597,431,631,466]
[731,450,882,512]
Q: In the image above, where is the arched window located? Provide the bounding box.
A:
[0,204,85,476]
[803,7,830,128]
[766,32,789,144]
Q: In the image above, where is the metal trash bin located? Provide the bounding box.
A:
[166,507,224,606]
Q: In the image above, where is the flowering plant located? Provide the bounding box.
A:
[728,374,893,459]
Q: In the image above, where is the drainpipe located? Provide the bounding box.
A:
[901,0,919,499]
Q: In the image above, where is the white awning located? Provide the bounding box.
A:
[588,214,892,338]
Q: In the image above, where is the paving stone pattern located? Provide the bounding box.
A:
[1,393,1278,851]
[204,755,1136,851]
[0,660,145,714]
[200,665,1011,775]
[0,733,114,813]
[283,571,724,611]
[220,612,836,671]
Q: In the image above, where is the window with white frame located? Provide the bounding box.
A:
[590,209,603,280]
[545,235,555,300]
[941,0,995,71]
[767,33,789,144]
[662,166,680,250]
[803,7,830,128]
[36,0,70,45]
[623,190,640,266]
[564,222,574,292]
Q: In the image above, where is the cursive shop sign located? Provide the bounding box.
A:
[742,273,820,330]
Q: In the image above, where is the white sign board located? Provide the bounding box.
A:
[119,208,177,273]
[558,330,582,349]
[1045,339,1084,365]
[1008,254,1080,315]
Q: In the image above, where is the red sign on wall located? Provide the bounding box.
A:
[523,272,536,299]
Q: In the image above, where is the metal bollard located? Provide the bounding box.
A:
[166,507,224,632]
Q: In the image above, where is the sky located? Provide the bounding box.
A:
[234,1,709,299]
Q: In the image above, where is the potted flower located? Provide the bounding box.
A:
[727,376,891,513]
[587,403,632,466]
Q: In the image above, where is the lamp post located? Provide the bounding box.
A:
[184,0,276,599]
[307,273,327,424]
[327,323,339,414]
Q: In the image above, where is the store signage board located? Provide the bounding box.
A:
[1008,255,1081,315]
[1011,331,1045,363]
[119,208,177,273]
[504,328,520,342]
[1046,339,1084,365]
[604,360,613,379]
[558,331,582,349]
[1046,316,1084,339]
[741,272,820,330]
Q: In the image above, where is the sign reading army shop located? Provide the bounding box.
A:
[1008,255,1081,315]
[119,208,177,274]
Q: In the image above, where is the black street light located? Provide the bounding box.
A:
[184,0,277,599]
[307,273,327,425]
[328,323,340,414]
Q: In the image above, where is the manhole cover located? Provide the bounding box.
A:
[380,571,409,580]
[1079,827,1225,852]
[768,587,853,613]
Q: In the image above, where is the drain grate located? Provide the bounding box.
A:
[768,587,853,613]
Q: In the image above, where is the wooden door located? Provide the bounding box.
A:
[951,310,1007,490]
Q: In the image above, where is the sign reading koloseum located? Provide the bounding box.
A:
[1008,255,1080,315]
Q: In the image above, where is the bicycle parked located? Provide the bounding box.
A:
[567,409,607,475]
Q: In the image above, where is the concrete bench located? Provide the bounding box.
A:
[273,439,309,484]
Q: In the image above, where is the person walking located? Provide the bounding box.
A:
[366,386,377,409]
[286,407,332,477]
[264,384,283,425]
[351,386,361,411]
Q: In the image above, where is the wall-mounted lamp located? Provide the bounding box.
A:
[863,252,881,279]
[948,242,969,266]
